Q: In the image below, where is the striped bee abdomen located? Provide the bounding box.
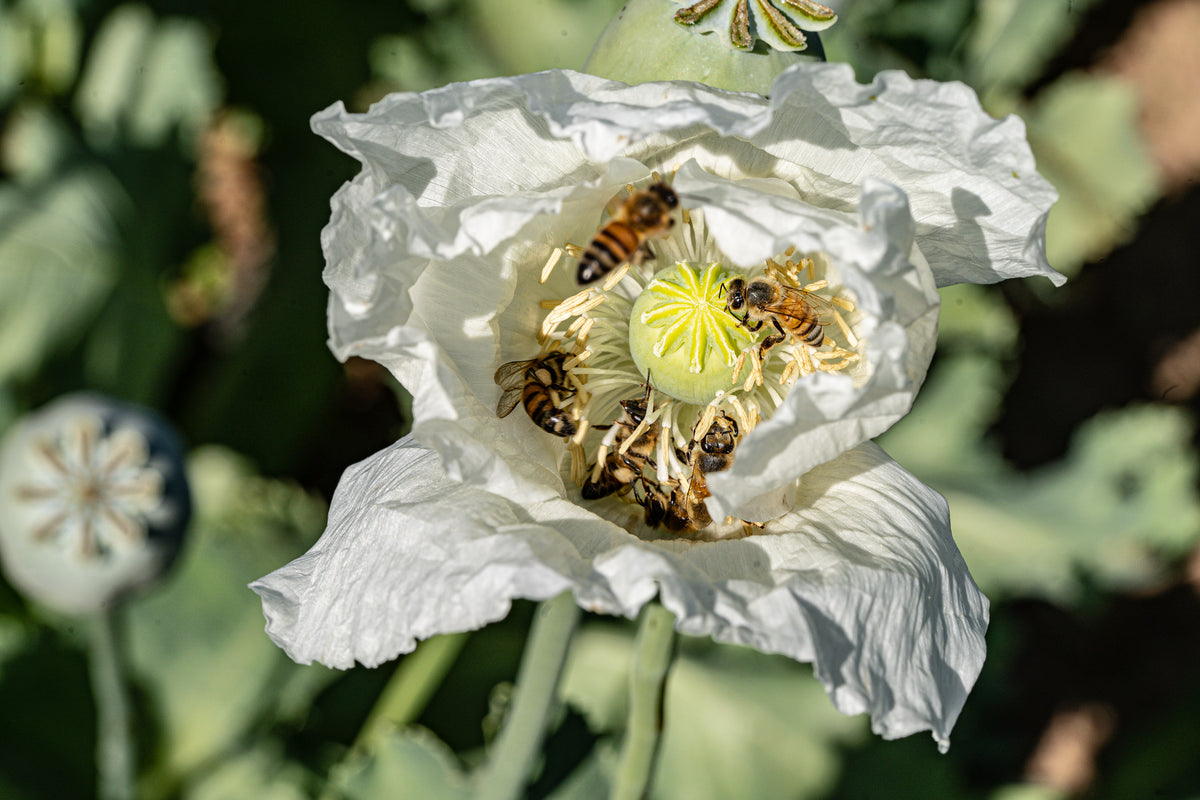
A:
[578,222,641,283]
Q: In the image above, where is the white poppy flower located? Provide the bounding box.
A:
[253,63,1059,749]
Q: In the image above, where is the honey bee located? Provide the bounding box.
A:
[581,386,658,500]
[723,276,832,356]
[643,412,740,532]
[577,181,679,284]
[494,352,577,437]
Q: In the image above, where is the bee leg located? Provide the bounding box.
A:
[739,315,763,332]
[637,478,666,528]
[759,333,785,358]
[758,318,787,358]
[631,244,654,267]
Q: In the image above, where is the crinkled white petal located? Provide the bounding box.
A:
[758,65,1061,288]
[673,164,939,520]
[313,65,1059,300]
[252,436,987,749]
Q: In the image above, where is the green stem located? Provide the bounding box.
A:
[354,632,469,753]
[475,592,582,800]
[89,606,134,800]
[610,603,677,800]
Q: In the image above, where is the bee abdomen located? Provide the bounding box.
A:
[523,384,576,437]
[795,319,825,347]
[578,222,640,283]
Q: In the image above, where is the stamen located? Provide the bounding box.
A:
[575,317,596,347]
[781,357,798,385]
[541,247,564,284]
[832,307,858,347]
[570,418,591,447]
[656,420,671,484]
[564,350,592,371]
[799,344,815,377]
[540,287,600,341]
[570,441,588,484]
[619,402,663,456]
[727,395,752,432]
[694,403,719,446]
[589,445,610,483]
[601,262,632,292]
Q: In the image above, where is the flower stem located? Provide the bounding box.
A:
[475,592,582,800]
[354,632,469,753]
[89,606,134,800]
[610,603,677,800]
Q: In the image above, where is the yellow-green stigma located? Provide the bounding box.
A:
[628,262,756,405]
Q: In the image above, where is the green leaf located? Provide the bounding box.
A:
[466,0,625,75]
[0,158,123,385]
[0,7,32,106]
[561,627,864,800]
[74,3,223,150]
[125,17,222,149]
[966,0,1101,93]
[124,446,329,788]
[935,283,1019,354]
[954,404,1200,600]
[73,4,155,144]
[182,743,311,800]
[1022,72,1162,276]
[877,353,1009,480]
[328,728,471,800]
[988,785,1065,800]
[879,354,1200,602]
[545,749,612,800]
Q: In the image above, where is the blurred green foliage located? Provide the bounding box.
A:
[561,626,864,800]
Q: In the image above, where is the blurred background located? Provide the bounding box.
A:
[1,0,1199,797]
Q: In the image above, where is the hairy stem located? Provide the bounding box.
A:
[89,606,134,800]
[355,632,469,752]
[475,592,582,800]
[611,603,677,800]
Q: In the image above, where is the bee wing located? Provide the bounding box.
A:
[496,387,523,418]
[763,285,837,323]
[493,358,533,389]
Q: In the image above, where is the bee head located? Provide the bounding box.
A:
[649,182,678,209]
[722,278,747,311]
[620,379,653,424]
[620,397,647,424]
[700,413,738,455]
